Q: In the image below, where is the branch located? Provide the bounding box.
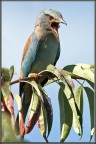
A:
[10,71,85,86]
[10,77,33,85]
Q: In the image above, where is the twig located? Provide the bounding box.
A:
[10,73,52,85]
[10,77,34,85]
[10,71,85,86]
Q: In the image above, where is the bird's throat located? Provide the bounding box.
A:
[51,22,59,37]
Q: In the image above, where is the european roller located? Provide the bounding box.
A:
[16,9,67,129]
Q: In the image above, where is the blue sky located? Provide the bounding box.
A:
[2,1,94,142]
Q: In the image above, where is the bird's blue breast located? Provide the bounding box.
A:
[29,32,60,73]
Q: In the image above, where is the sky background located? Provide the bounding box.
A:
[2,1,94,142]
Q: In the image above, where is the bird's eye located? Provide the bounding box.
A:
[49,16,54,20]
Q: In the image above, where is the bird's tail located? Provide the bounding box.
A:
[15,78,48,135]
[15,83,32,135]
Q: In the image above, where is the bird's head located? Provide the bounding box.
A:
[35,9,67,36]
[43,9,67,35]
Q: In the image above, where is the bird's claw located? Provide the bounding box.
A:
[28,73,39,82]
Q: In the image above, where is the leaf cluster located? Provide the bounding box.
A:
[1,64,94,142]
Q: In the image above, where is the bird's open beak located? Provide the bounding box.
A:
[59,18,67,25]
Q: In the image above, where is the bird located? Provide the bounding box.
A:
[16,9,67,133]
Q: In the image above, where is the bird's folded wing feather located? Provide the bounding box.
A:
[54,42,60,65]
[20,32,39,96]
[20,32,39,77]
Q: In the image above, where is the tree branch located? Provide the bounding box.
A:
[10,77,33,85]
[10,71,84,86]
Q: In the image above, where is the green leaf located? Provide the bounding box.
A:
[39,86,53,138]
[86,80,94,90]
[47,65,80,135]
[45,77,58,86]
[58,87,72,142]
[1,81,10,98]
[77,64,94,73]
[38,105,48,142]
[89,64,94,73]
[63,64,94,89]
[2,92,15,131]
[90,64,94,69]
[73,86,83,136]
[84,87,94,140]
[59,81,83,138]
[73,65,94,83]
[25,91,41,134]
[74,86,83,115]
[14,94,25,137]
[46,65,74,90]
[1,67,10,81]
[9,65,14,80]
[59,69,75,88]
[46,64,61,80]
[2,111,17,142]
[63,64,76,72]
[44,96,53,138]
[64,64,94,73]
[76,64,93,69]
[1,67,11,98]
[38,69,56,84]
[65,87,82,136]
[14,94,22,111]
[30,80,44,102]
[21,80,44,102]
[59,82,82,136]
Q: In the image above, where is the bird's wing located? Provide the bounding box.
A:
[20,32,39,96]
[54,42,60,65]
[20,32,39,77]
[15,33,40,132]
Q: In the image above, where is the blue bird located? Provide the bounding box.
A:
[16,9,67,132]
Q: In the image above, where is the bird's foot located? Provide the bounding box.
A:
[28,73,39,82]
